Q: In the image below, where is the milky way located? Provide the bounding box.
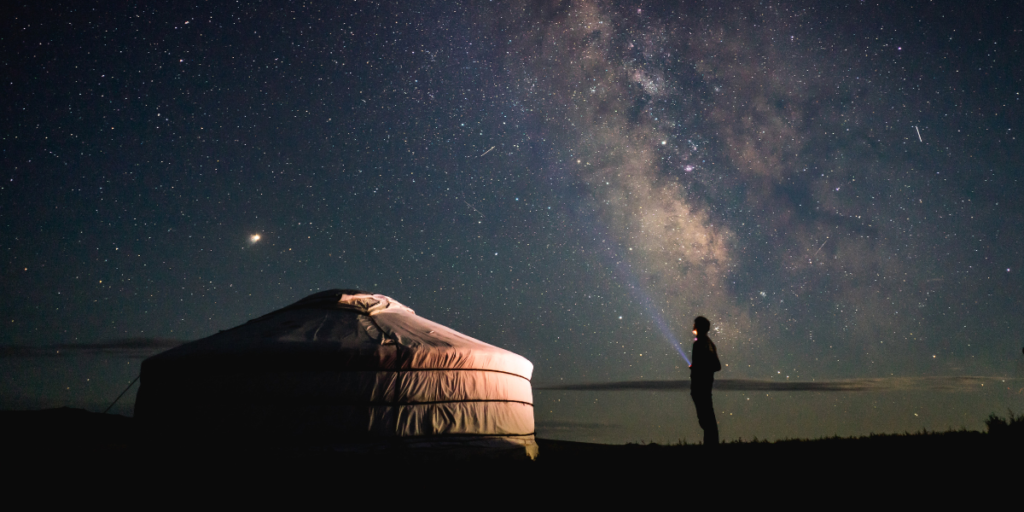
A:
[492,1,1024,380]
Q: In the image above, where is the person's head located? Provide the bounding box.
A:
[693,316,711,336]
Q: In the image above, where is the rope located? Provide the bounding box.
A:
[103,374,141,414]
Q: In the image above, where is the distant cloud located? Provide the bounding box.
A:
[0,338,183,358]
[536,420,619,431]
[536,376,1015,392]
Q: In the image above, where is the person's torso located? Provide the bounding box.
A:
[690,335,719,377]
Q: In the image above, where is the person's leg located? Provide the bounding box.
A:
[693,392,719,445]
[690,391,704,440]
[702,394,719,445]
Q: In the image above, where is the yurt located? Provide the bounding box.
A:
[134,290,537,459]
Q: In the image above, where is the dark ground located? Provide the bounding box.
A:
[3,408,1019,495]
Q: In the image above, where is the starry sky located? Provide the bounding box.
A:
[2,0,1023,444]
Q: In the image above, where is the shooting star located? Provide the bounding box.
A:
[479,146,495,157]
[464,200,485,218]
[812,237,829,258]
[914,126,923,142]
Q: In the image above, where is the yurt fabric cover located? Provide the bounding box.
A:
[135,290,537,458]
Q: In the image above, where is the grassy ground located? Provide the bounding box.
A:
[3,408,1019,489]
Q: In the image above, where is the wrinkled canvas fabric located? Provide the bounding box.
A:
[136,290,537,459]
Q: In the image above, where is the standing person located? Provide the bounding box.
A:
[690,316,722,445]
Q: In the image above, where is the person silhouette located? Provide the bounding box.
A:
[690,316,722,446]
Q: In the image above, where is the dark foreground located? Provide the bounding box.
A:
[3,408,1019,494]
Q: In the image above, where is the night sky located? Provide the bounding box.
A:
[3,0,1023,444]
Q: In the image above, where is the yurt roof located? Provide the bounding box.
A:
[142,289,533,380]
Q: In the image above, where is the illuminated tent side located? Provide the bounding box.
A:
[134,290,537,459]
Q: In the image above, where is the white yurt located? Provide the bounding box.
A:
[134,289,537,459]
